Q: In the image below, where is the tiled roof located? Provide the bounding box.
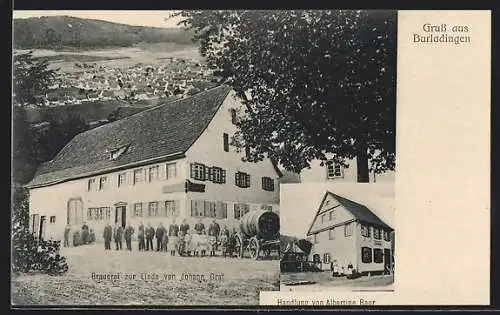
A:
[26,85,232,188]
[327,191,393,230]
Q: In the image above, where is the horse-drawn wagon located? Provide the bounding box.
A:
[234,209,280,259]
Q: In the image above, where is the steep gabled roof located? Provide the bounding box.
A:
[306,191,393,236]
[26,85,232,188]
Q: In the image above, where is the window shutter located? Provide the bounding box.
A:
[216,201,222,219]
[234,204,239,219]
[204,201,210,217]
[159,201,166,217]
[191,200,196,217]
[207,167,213,182]
[222,202,227,219]
[235,172,240,187]
[221,169,226,183]
[174,200,180,217]
[190,163,195,179]
[245,174,251,188]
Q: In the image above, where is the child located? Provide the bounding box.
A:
[208,230,217,257]
[219,231,229,258]
[199,229,208,257]
[191,231,199,257]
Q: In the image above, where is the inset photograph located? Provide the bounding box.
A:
[280,183,395,292]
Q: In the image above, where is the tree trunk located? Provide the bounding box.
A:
[356,139,370,183]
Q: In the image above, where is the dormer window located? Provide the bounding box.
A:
[109,145,129,161]
[326,161,344,179]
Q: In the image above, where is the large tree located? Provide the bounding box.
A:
[178,10,396,181]
[13,51,56,106]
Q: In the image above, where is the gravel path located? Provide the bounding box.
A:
[11,244,279,305]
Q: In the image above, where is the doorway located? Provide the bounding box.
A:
[39,216,47,240]
[115,206,126,228]
[384,248,392,274]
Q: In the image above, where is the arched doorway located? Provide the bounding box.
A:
[67,198,84,226]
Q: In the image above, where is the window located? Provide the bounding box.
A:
[235,172,251,188]
[344,223,353,237]
[109,145,128,160]
[328,228,335,240]
[313,254,321,263]
[374,228,382,240]
[203,201,218,218]
[323,253,331,264]
[234,203,250,219]
[166,163,177,179]
[87,179,95,191]
[104,207,111,220]
[148,202,158,217]
[49,216,56,223]
[148,166,159,182]
[118,173,126,187]
[326,161,343,179]
[190,163,206,181]
[87,208,93,220]
[362,247,373,263]
[99,177,108,190]
[329,210,335,221]
[134,169,144,184]
[361,224,371,237]
[165,200,180,217]
[261,177,275,191]
[191,200,204,217]
[134,203,143,217]
[261,205,273,211]
[210,166,226,184]
[383,230,391,241]
[314,234,318,244]
[374,248,383,263]
[223,133,229,152]
[230,108,237,124]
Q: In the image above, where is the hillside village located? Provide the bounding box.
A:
[42,57,218,107]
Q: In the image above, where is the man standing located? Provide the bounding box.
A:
[81,222,90,245]
[155,223,165,252]
[145,223,155,251]
[194,219,205,235]
[124,224,135,251]
[209,219,220,250]
[180,219,190,235]
[63,224,71,247]
[138,221,145,251]
[168,218,179,256]
[113,223,123,250]
[103,223,112,250]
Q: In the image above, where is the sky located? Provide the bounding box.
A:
[12,11,183,28]
[280,182,395,238]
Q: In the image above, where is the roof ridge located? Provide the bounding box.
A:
[86,84,230,134]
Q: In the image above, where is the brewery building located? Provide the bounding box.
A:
[306,191,394,275]
[25,85,281,241]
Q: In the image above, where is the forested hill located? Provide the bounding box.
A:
[13,16,195,49]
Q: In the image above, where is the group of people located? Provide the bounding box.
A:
[102,218,240,257]
[63,223,96,247]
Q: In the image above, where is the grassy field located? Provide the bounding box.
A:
[281,271,394,292]
[11,244,279,306]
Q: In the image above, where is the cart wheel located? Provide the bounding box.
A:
[249,237,260,260]
[235,234,244,258]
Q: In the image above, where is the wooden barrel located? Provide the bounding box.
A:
[239,209,279,239]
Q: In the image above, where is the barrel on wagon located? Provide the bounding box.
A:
[234,209,280,259]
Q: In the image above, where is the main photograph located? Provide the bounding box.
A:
[11,10,397,305]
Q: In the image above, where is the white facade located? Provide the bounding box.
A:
[28,90,280,242]
[299,156,395,183]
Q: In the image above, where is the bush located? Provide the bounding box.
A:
[12,229,69,275]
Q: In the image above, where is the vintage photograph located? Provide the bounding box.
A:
[11,9,396,306]
[280,183,395,292]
